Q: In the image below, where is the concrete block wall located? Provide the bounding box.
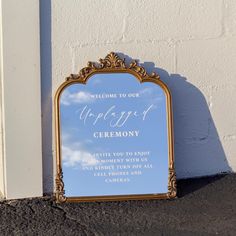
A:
[46,0,236,193]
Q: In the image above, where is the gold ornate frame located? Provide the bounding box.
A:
[54,52,176,203]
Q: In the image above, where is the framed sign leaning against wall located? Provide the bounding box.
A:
[54,52,176,203]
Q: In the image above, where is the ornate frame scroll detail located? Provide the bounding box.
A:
[168,166,177,198]
[55,52,176,203]
[66,52,160,82]
[55,167,67,203]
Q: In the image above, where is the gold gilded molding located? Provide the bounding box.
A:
[168,167,177,198]
[66,52,160,82]
[129,60,160,80]
[55,167,67,203]
[99,52,126,69]
[55,52,176,203]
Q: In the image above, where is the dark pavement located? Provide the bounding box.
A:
[0,174,236,236]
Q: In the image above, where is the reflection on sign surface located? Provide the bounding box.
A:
[60,73,169,197]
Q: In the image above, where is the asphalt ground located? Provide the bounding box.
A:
[0,174,236,236]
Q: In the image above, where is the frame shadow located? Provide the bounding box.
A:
[118,52,232,197]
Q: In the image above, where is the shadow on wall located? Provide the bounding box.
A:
[118,53,232,181]
[40,0,53,194]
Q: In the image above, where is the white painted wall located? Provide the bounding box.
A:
[49,0,235,192]
[0,0,42,199]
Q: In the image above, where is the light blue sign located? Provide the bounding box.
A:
[59,73,169,197]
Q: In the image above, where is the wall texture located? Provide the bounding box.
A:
[47,0,236,193]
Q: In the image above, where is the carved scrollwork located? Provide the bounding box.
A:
[99,52,126,69]
[168,167,177,198]
[55,167,67,203]
[129,60,160,80]
[66,52,160,82]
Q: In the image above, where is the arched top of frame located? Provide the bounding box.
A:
[55,52,171,98]
[66,52,160,82]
